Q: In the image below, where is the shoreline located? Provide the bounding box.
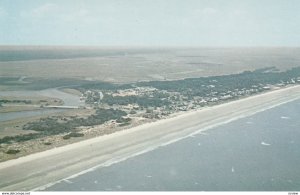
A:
[1,85,300,190]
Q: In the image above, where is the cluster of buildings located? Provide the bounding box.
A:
[79,77,300,120]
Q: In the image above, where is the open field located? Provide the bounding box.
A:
[1,47,300,83]
[1,85,300,191]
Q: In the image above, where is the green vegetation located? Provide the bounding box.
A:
[0,77,99,91]
[116,117,132,123]
[1,67,300,146]
[101,93,170,108]
[5,149,20,154]
[23,108,127,134]
[77,82,120,92]
[82,67,300,110]
[0,108,127,144]
[136,67,300,97]
[62,132,84,140]
[0,133,40,144]
[0,99,32,104]
[78,67,300,121]
[129,110,137,114]
[119,122,131,127]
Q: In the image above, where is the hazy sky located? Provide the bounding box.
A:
[1,0,300,46]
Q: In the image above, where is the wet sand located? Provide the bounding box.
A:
[1,85,300,191]
[47,98,300,191]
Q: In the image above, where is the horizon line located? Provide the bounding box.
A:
[0,44,300,49]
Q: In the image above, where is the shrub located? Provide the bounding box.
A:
[6,149,20,154]
[116,117,131,123]
[69,132,84,137]
[62,135,71,140]
[63,132,84,140]
[119,122,130,127]
[129,110,137,114]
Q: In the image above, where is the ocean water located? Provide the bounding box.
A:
[46,98,300,191]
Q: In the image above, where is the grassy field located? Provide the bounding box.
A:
[1,47,300,83]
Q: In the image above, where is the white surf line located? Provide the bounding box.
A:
[63,179,73,184]
[231,167,235,173]
[281,116,290,119]
[33,93,300,191]
[1,85,296,190]
[187,95,300,138]
[32,145,160,191]
[261,142,271,146]
[3,86,299,170]
[35,92,300,191]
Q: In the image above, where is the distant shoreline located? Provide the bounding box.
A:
[1,84,300,190]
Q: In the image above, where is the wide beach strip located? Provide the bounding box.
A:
[1,85,300,191]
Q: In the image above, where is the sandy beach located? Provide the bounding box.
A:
[1,85,300,191]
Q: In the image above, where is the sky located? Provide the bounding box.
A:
[0,0,300,46]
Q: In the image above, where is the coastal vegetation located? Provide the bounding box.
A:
[1,66,300,158]
[62,132,84,140]
[0,99,32,104]
[80,67,300,115]
[5,149,20,155]
[0,108,127,144]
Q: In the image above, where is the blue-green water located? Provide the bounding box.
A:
[0,88,83,122]
[47,98,300,191]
